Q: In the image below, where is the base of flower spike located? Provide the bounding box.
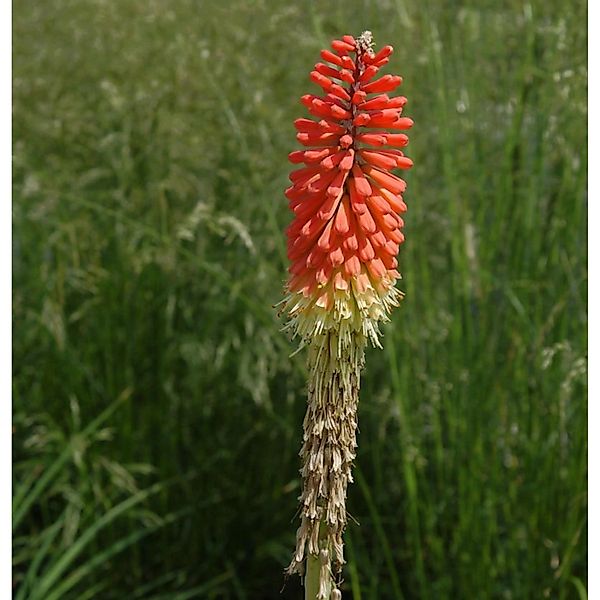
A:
[285,327,364,588]
[281,275,403,593]
[280,274,403,351]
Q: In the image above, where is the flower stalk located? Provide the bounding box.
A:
[304,522,333,600]
[281,31,413,598]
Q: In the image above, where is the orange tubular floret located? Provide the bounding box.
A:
[359,150,397,170]
[315,62,342,79]
[310,71,333,89]
[352,91,367,104]
[331,39,355,54]
[320,150,346,170]
[359,65,379,83]
[358,94,393,110]
[285,34,413,296]
[384,133,409,147]
[365,45,394,64]
[361,75,403,94]
[338,70,355,84]
[320,49,344,67]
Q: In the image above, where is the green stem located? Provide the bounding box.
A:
[305,552,322,600]
[305,522,333,600]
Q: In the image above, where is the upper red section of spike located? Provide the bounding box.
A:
[285,34,413,308]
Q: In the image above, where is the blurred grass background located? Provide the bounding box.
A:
[12,0,587,598]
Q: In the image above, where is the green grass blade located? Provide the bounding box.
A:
[12,468,42,522]
[15,514,65,600]
[570,576,587,600]
[146,570,233,600]
[355,468,405,600]
[31,479,167,599]
[43,509,188,600]
[13,392,130,531]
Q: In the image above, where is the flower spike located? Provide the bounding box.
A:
[279,31,413,598]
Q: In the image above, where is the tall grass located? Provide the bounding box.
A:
[13,0,586,598]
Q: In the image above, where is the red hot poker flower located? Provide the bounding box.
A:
[281,31,413,599]
[285,32,412,324]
